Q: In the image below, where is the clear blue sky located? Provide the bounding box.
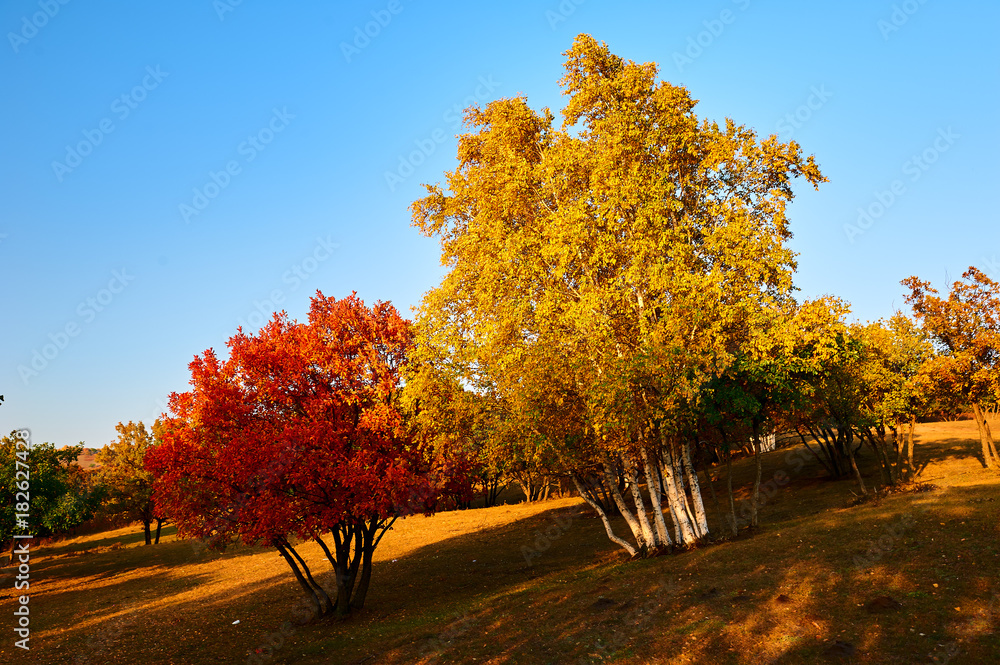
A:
[2,0,997,449]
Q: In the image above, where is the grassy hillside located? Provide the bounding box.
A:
[2,419,999,664]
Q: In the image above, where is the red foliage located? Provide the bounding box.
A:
[146,292,472,612]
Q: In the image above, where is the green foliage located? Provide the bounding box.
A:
[1,431,96,545]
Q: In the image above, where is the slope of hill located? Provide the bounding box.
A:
[2,420,998,664]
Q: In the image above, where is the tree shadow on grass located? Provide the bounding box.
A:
[0,500,620,665]
[270,429,996,664]
[9,480,998,665]
[45,523,170,553]
[351,481,999,664]
[0,532,304,665]
[318,470,999,664]
[311,428,998,664]
[10,524,267,585]
[675,479,1000,664]
[8,423,997,664]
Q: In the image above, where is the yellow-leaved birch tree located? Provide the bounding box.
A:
[411,34,825,555]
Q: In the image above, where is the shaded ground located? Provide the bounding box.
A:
[1,420,998,664]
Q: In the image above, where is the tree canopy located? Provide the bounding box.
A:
[2,432,95,553]
[96,420,164,545]
[904,267,1000,467]
[409,34,826,555]
[147,292,473,615]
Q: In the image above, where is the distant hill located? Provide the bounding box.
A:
[59,445,101,468]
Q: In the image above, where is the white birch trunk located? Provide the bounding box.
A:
[682,440,710,539]
[641,447,671,547]
[626,459,657,549]
[670,437,699,540]
[572,476,638,557]
[662,464,682,544]
[601,457,647,549]
[660,434,697,545]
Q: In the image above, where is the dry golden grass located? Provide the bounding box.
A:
[2,419,999,664]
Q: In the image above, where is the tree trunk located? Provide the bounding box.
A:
[331,526,354,615]
[703,458,725,539]
[806,424,841,478]
[725,452,738,536]
[682,440,709,539]
[275,540,324,617]
[596,476,617,517]
[866,428,891,487]
[572,476,638,557]
[888,428,901,485]
[659,434,696,545]
[906,416,915,471]
[660,463,682,544]
[985,418,999,463]
[154,518,164,545]
[625,460,656,551]
[342,527,365,615]
[973,403,992,468]
[640,447,671,549]
[143,520,152,545]
[601,456,648,550]
[670,439,699,533]
[846,429,867,496]
[973,403,1000,468]
[750,431,762,528]
[286,538,334,614]
[351,522,377,610]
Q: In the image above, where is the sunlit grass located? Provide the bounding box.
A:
[1,419,998,663]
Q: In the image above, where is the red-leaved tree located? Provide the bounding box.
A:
[146,292,471,616]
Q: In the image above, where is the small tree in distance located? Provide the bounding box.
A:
[96,420,165,545]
